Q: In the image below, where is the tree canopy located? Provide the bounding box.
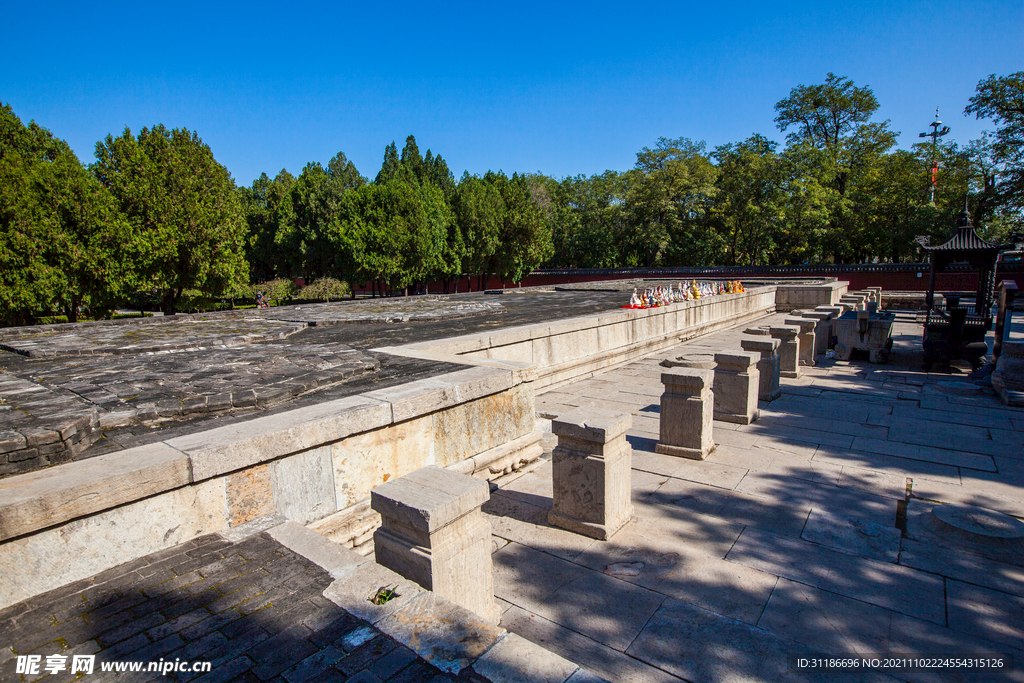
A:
[92,125,248,314]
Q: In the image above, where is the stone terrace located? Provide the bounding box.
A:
[0,290,637,475]
[488,311,1024,683]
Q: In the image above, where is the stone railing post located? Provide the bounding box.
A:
[784,318,817,367]
[799,311,833,359]
[655,368,714,460]
[993,341,1024,407]
[770,326,801,378]
[740,337,781,402]
[371,466,501,624]
[712,351,760,425]
[548,408,633,541]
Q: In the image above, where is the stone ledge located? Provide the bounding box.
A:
[0,442,191,542]
[166,395,394,481]
[362,366,515,423]
[371,466,491,533]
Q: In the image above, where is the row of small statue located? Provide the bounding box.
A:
[625,281,745,309]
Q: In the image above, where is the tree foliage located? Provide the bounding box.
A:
[1,104,131,324]
[6,70,1024,328]
[92,125,248,313]
[966,72,1024,218]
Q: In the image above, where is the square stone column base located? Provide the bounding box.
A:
[655,442,715,460]
[713,410,759,425]
[547,505,633,541]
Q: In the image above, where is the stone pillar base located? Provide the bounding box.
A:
[657,368,715,460]
[741,337,781,402]
[655,442,715,460]
[547,507,632,541]
[771,326,801,379]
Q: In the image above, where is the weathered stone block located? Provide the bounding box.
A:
[225,464,273,527]
[656,368,714,460]
[712,351,760,425]
[548,408,633,541]
[0,477,228,609]
[783,318,817,367]
[168,395,393,482]
[740,337,781,402]
[769,326,801,378]
[372,466,500,624]
[0,442,192,542]
[376,591,505,674]
[270,446,337,525]
[473,633,580,683]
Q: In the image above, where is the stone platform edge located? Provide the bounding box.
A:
[378,285,781,391]
[268,521,609,682]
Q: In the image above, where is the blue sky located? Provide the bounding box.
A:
[3,1,1021,186]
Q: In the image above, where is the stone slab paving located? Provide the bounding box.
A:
[1,288,649,475]
[0,529,460,683]
[0,343,380,475]
[492,311,1024,683]
[0,316,307,358]
[257,299,505,325]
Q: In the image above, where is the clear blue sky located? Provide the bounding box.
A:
[3,0,1021,187]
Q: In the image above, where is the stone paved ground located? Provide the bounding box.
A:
[0,531,458,683]
[490,311,1024,683]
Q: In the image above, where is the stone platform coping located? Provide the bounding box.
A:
[266,521,607,682]
[384,286,777,362]
[0,364,524,543]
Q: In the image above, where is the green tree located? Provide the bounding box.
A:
[330,179,449,294]
[545,172,628,268]
[1,104,133,325]
[774,74,897,261]
[626,137,719,266]
[484,172,553,283]
[711,134,786,266]
[965,72,1024,215]
[375,142,401,184]
[92,125,247,314]
[288,151,366,280]
[776,142,833,262]
[240,169,298,281]
[453,173,504,285]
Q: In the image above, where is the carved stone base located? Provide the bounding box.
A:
[655,442,715,460]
